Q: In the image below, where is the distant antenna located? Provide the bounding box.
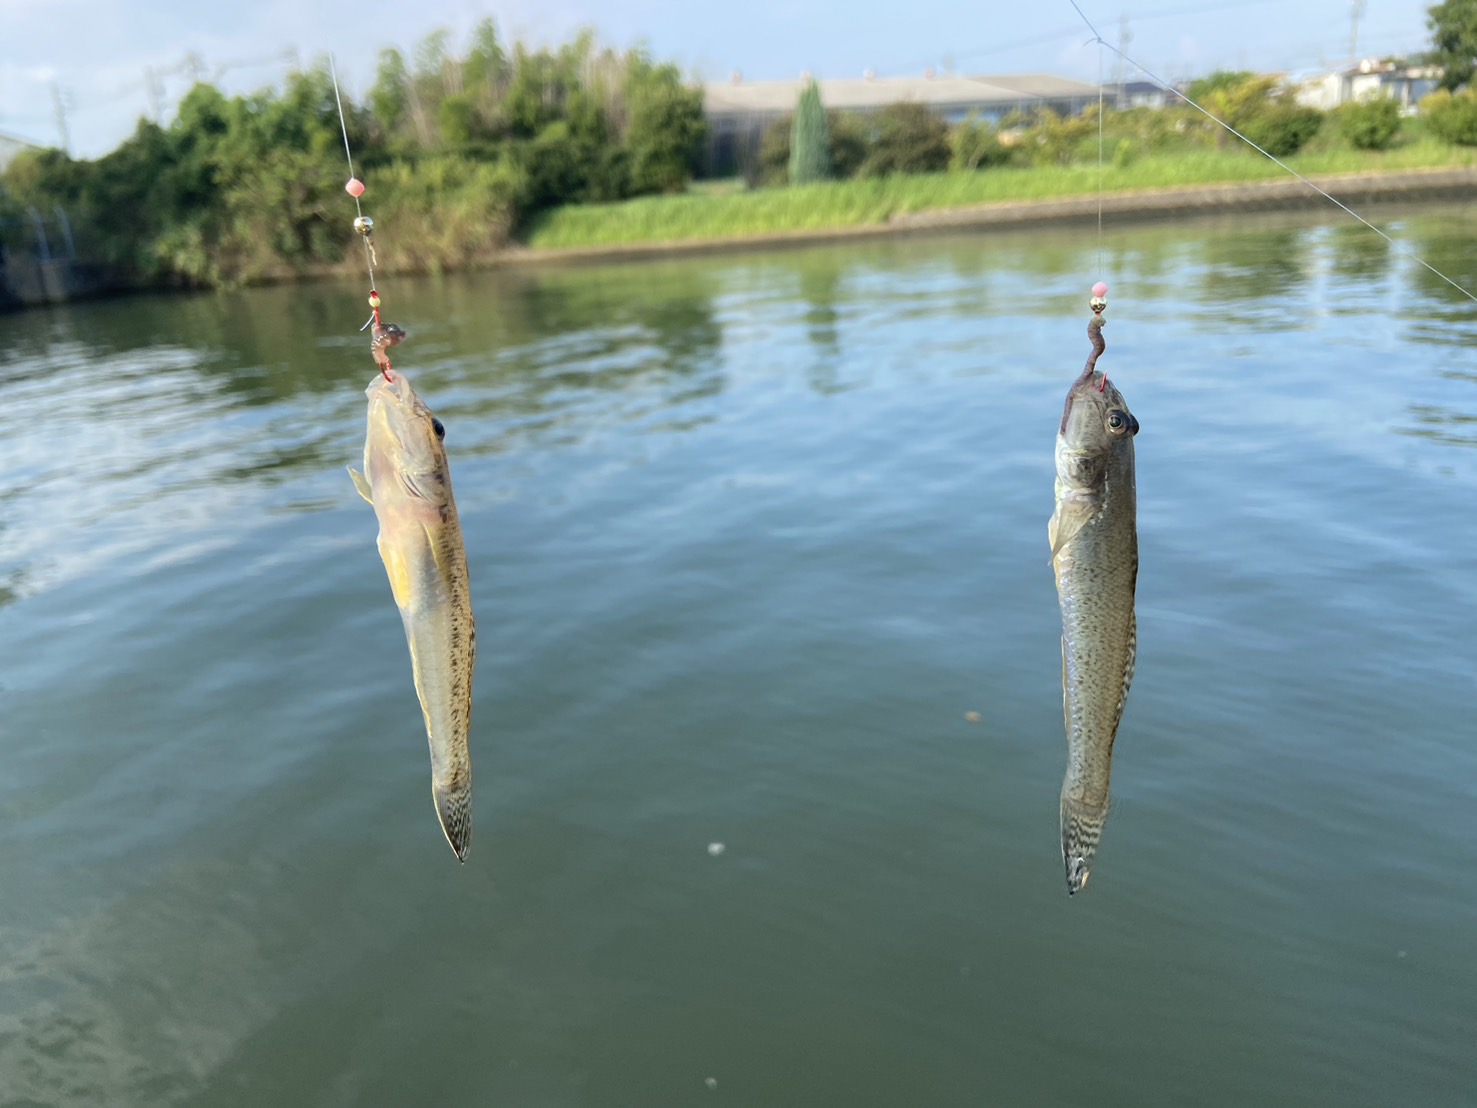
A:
[1350,0,1366,70]
[144,67,166,122]
[50,83,71,155]
[1114,15,1131,109]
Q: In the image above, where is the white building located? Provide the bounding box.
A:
[1295,59,1443,111]
[704,71,1101,175]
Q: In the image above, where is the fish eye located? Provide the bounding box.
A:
[1106,410,1128,433]
[431,418,445,441]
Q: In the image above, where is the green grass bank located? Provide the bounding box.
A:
[523,142,1477,254]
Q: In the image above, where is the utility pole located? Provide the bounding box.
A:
[145,66,166,122]
[1350,0,1366,70]
[1114,14,1132,109]
[50,83,71,155]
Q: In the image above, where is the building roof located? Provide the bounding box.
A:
[704,72,1101,117]
[0,129,45,148]
[0,130,46,171]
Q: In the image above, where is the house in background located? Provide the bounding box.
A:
[1099,80,1175,110]
[1295,59,1443,111]
[0,130,45,172]
[704,71,1101,177]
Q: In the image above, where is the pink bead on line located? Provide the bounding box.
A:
[1091,281,1108,298]
[345,178,366,198]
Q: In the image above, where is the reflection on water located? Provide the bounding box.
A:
[1400,368,1477,448]
[1325,221,1392,282]
[1194,225,1313,327]
[9,206,1477,607]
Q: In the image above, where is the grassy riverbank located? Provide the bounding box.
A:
[525,140,1477,251]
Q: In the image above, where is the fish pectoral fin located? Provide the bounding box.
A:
[377,535,415,609]
[1048,498,1098,561]
[348,467,373,503]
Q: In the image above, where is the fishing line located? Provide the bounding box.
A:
[1067,0,1477,306]
[1095,44,1105,280]
[329,56,377,293]
[328,54,400,380]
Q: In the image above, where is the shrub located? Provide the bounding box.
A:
[827,111,869,178]
[1338,97,1401,150]
[1421,88,1477,145]
[950,114,1013,171]
[1240,103,1323,156]
[1023,106,1098,165]
[861,102,950,177]
[758,116,793,185]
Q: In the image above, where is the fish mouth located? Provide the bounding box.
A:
[366,368,414,402]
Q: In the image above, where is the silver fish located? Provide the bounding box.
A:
[350,369,476,861]
[1048,319,1139,894]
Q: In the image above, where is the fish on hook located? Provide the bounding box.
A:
[1048,302,1139,894]
[350,368,476,861]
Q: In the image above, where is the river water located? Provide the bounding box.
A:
[2,206,1474,1106]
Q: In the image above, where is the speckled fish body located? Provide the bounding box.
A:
[350,370,475,861]
[1048,351,1139,894]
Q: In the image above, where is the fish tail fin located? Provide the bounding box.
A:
[1060,793,1109,895]
[433,780,473,862]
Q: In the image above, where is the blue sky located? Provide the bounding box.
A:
[2,0,1441,158]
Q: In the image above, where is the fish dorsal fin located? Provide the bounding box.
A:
[1048,496,1099,561]
[348,467,373,503]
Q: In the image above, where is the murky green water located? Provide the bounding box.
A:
[2,206,1475,1107]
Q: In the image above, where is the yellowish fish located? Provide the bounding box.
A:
[350,369,475,861]
[1048,319,1139,894]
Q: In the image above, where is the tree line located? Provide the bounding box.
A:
[0,22,706,286]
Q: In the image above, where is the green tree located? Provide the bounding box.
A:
[1186,69,1256,102]
[1428,0,1477,90]
[1199,73,1279,148]
[1187,72,1320,155]
[465,17,510,93]
[788,79,831,183]
[504,46,571,137]
[861,102,950,176]
[623,56,706,193]
[438,94,478,145]
[370,48,410,132]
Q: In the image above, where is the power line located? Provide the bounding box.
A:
[876,0,1279,77]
